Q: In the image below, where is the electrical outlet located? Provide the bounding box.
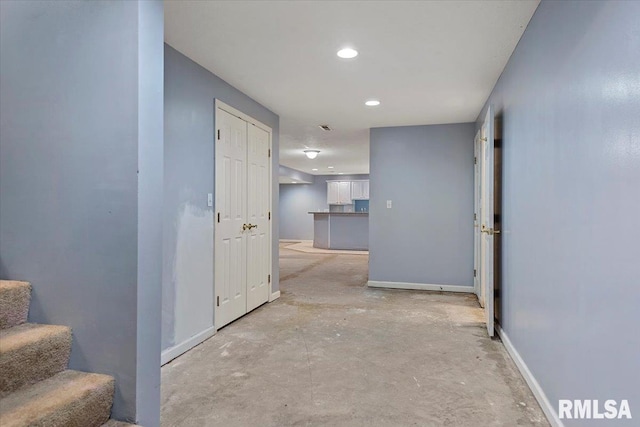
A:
[386,200,392,209]
[207,193,213,207]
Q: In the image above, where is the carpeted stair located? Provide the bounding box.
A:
[0,280,140,426]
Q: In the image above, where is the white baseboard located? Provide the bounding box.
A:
[496,325,562,427]
[269,290,281,302]
[367,280,474,293]
[161,326,216,366]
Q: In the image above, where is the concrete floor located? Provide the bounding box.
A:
[161,244,548,426]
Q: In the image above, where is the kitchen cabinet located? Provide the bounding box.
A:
[327,181,353,205]
[351,180,370,200]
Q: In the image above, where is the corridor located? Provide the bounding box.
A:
[161,243,546,426]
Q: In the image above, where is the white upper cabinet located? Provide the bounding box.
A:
[351,180,370,200]
[327,181,340,204]
[327,181,353,205]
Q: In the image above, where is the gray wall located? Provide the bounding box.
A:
[280,165,314,183]
[369,124,474,287]
[476,1,640,425]
[0,1,163,424]
[163,45,280,353]
[279,174,369,240]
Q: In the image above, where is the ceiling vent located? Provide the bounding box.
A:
[318,124,332,131]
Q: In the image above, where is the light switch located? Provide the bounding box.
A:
[386,200,392,209]
[207,193,213,207]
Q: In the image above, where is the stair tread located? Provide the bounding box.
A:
[0,280,31,290]
[0,323,70,353]
[0,369,114,427]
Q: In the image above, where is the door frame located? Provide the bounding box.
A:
[214,99,273,330]
[473,106,495,337]
[473,129,482,303]
[480,106,495,337]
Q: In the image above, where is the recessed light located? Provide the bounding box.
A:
[338,172,344,175]
[312,168,318,171]
[337,48,358,59]
[365,100,380,106]
[328,166,334,169]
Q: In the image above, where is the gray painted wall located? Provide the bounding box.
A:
[163,45,280,353]
[135,1,164,425]
[0,1,163,424]
[476,1,640,425]
[279,174,369,240]
[369,124,474,287]
[280,164,314,183]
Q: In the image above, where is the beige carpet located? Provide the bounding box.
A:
[0,370,114,427]
[0,280,134,426]
[0,323,72,397]
[0,281,31,329]
[280,240,368,255]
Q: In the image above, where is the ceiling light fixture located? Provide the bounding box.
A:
[337,48,358,59]
[328,166,334,169]
[365,100,381,106]
[312,168,318,171]
[304,149,320,159]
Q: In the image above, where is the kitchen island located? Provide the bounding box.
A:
[309,212,368,250]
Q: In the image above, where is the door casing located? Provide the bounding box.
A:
[474,106,495,337]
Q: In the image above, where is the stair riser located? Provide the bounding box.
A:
[0,328,72,397]
[1,374,115,427]
[0,282,31,329]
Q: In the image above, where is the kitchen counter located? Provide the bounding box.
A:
[309,212,368,250]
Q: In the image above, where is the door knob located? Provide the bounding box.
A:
[242,224,249,231]
[481,224,501,235]
[248,224,258,230]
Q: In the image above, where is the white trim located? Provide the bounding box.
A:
[215,99,271,133]
[496,325,563,427]
[161,326,216,366]
[269,290,281,302]
[367,281,474,293]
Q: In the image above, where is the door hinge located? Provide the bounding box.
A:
[474,213,477,221]
[268,274,271,283]
[474,269,477,278]
[268,149,271,158]
[217,129,220,140]
[474,156,477,164]
[216,296,219,306]
[217,212,220,223]
[268,211,271,220]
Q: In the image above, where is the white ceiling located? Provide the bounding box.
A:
[165,0,540,175]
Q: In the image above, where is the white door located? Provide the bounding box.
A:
[246,124,270,312]
[215,109,248,327]
[473,130,482,305]
[480,106,495,337]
